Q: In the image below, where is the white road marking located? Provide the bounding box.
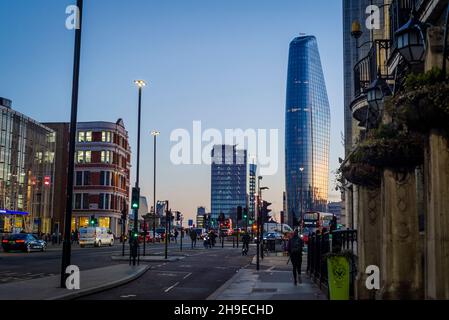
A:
[120,294,137,298]
[183,272,192,280]
[164,282,180,293]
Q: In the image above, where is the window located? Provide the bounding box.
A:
[99,193,110,210]
[102,131,112,143]
[76,171,83,186]
[76,151,91,163]
[101,151,111,163]
[75,194,82,209]
[82,193,89,209]
[85,131,92,142]
[83,171,90,186]
[100,171,111,186]
[78,131,92,143]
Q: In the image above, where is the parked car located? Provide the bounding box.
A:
[263,232,283,241]
[79,227,114,247]
[1,233,47,253]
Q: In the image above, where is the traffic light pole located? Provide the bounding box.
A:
[61,0,83,289]
[180,216,183,252]
[132,84,143,266]
[165,201,169,260]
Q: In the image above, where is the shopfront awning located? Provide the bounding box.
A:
[0,210,29,216]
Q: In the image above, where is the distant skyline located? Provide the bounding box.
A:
[0,0,344,222]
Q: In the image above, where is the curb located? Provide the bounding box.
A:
[47,265,151,300]
[110,255,185,262]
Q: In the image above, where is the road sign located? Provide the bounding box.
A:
[188,219,193,227]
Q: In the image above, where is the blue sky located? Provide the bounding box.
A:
[0,0,344,221]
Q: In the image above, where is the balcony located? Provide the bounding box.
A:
[351,40,393,128]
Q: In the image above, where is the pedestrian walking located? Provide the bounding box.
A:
[241,232,250,256]
[287,228,304,286]
[174,229,179,244]
[190,229,197,248]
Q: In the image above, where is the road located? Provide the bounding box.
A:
[78,245,253,300]
[0,237,253,298]
[0,238,209,284]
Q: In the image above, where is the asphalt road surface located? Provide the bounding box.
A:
[0,239,204,284]
[78,245,253,300]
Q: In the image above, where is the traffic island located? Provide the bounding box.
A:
[0,264,149,300]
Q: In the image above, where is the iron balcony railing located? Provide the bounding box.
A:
[353,39,392,97]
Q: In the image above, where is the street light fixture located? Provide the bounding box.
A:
[151,130,160,242]
[131,79,146,265]
[299,167,304,232]
[395,11,426,65]
[61,0,83,289]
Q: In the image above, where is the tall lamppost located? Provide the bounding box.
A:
[61,0,83,289]
[151,130,160,242]
[256,176,263,271]
[299,167,304,232]
[132,79,146,266]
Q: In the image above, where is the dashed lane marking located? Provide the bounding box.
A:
[164,282,180,293]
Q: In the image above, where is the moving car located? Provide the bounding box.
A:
[1,233,47,253]
[79,227,114,247]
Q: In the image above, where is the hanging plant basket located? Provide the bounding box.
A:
[386,69,449,133]
[341,162,381,188]
[348,124,425,170]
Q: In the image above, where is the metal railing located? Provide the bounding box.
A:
[307,229,358,299]
[353,40,392,97]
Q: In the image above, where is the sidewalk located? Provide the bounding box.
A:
[0,264,149,300]
[208,252,327,300]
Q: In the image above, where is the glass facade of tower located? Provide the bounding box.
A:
[211,145,247,224]
[248,164,257,221]
[285,36,331,227]
[0,98,55,234]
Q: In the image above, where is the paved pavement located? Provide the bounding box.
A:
[208,252,327,300]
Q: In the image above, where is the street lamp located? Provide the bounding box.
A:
[395,11,426,65]
[61,0,83,289]
[299,167,304,232]
[151,130,160,242]
[131,79,146,265]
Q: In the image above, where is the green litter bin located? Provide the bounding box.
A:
[327,254,350,300]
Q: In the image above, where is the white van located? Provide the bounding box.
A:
[79,227,114,247]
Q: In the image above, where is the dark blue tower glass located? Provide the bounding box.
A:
[285,36,331,227]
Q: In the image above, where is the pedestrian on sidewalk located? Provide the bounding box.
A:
[287,228,304,286]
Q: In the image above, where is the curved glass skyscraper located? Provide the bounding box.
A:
[285,36,331,227]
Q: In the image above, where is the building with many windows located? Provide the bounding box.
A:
[47,119,131,235]
[210,145,247,225]
[285,35,331,227]
[248,163,257,222]
[0,97,55,234]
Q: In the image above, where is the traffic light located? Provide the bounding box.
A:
[243,207,248,220]
[90,215,97,226]
[131,187,140,209]
[237,206,243,221]
[176,212,181,221]
[261,201,272,223]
